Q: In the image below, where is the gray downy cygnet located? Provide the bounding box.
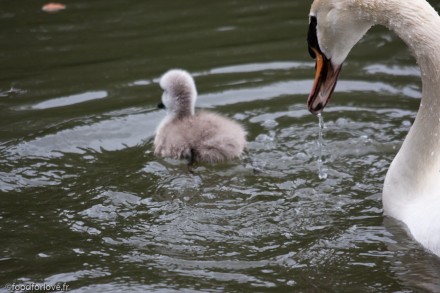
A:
[154,69,247,164]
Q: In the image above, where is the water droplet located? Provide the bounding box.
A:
[261,119,278,129]
[402,120,411,127]
[317,113,328,180]
[255,134,273,143]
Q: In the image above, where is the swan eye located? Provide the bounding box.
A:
[308,16,319,59]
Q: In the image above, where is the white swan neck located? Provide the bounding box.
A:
[344,0,440,258]
[359,0,440,208]
[378,0,440,168]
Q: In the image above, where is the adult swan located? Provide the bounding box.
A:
[307,0,440,257]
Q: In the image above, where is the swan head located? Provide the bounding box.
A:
[158,69,197,117]
[308,0,373,114]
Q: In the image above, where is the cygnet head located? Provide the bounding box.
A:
[159,69,197,118]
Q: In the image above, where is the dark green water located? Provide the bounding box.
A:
[1,0,440,292]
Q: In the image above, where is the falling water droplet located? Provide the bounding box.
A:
[317,113,328,180]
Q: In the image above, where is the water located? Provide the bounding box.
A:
[316,113,327,180]
[1,0,440,292]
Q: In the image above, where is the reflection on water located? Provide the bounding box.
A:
[31,91,108,110]
[1,0,439,292]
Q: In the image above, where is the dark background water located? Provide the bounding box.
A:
[1,0,440,292]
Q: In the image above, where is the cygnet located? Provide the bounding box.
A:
[154,69,247,164]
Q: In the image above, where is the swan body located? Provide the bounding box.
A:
[154,69,247,163]
[307,0,440,256]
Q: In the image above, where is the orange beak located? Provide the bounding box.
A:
[307,47,341,115]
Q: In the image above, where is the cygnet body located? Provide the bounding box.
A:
[154,69,247,163]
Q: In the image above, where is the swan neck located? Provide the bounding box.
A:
[367,0,440,203]
[372,0,440,143]
[357,0,440,65]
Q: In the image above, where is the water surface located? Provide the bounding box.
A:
[1,0,440,292]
